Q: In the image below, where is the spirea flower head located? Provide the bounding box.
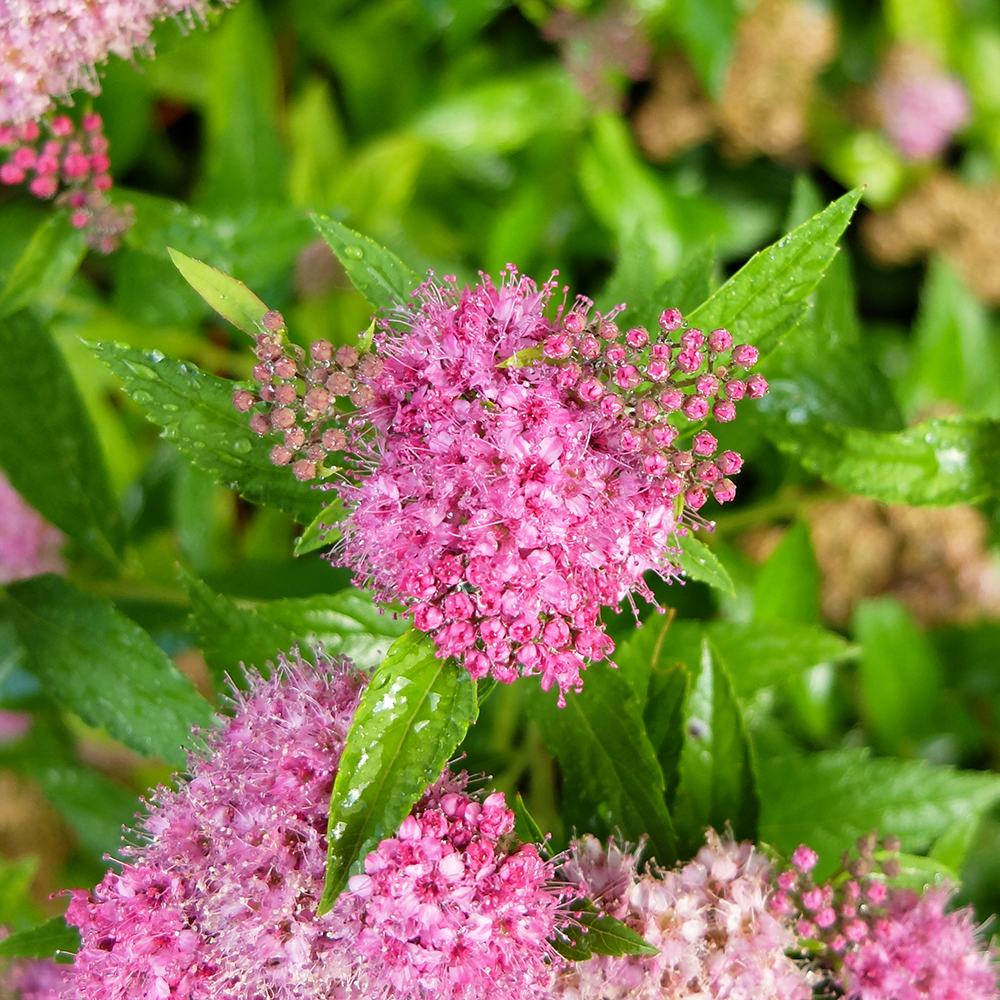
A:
[64,652,563,1000]
[0,1,235,126]
[554,831,811,1000]
[0,956,70,1000]
[0,471,64,584]
[775,833,998,1000]
[239,271,765,702]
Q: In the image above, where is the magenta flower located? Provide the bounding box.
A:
[239,272,765,702]
[879,66,969,161]
[0,957,71,1000]
[0,1,235,126]
[555,831,811,1000]
[64,653,563,1000]
[0,471,64,584]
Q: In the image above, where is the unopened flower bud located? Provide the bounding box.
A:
[614,365,641,389]
[555,363,582,388]
[696,374,719,396]
[659,389,683,412]
[681,329,705,350]
[577,377,604,402]
[713,400,737,422]
[646,360,669,381]
[881,858,900,879]
[696,461,720,483]
[293,459,317,482]
[732,344,759,368]
[305,444,327,463]
[249,413,270,435]
[358,355,384,379]
[350,385,374,407]
[336,345,359,368]
[284,426,305,449]
[262,309,285,332]
[605,345,626,364]
[644,453,671,476]
[625,327,649,348]
[600,394,624,417]
[692,431,717,456]
[637,400,658,422]
[271,407,297,430]
[619,428,643,452]
[233,389,256,413]
[882,834,901,853]
[600,320,619,340]
[685,487,708,510]
[311,339,333,362]
[673,451,694,472]
[564,312,586,334]
[747,373,768,398]
[659,308,683,332]
[304,387,330,412]
[675,348,702,374]
[544,334,574,359]
[713,478,737,503]
[725,379,746,401]
[717,450,743,475]
[662,473,683,496]
[274,383,297,405]
[326,372,352,395]
[270,445,293,466]
[259,384,276,403]
[321,429,347,451]
[682,395,709,420]
[253,362,273,384]
[709,328,733,353]
[272,356,296,380]
[579,336,601,358]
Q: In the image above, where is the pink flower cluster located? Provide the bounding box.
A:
[774,837,998,1000]
[240,270,765,702]
[0,114,132,251]
[0,957,70,1000]
[554,832,811,1000]
[63,654,564,1000]
[879,67,969,160]
[346,776,561,998]
[0,1,234,126]
[0,471,63,584]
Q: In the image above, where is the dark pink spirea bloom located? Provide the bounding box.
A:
[242,271,762,703]
[0,471,63,584]
[64,654,563,1000]
[0,1,235,126]
[554,832,810,1000]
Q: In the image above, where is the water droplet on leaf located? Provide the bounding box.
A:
[344,245,364,260]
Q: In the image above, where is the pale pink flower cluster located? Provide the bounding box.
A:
[63,654,564,1000]
[242,269,762,702]
[879,67,969,160]
[345,776,561,999]
[0,0,233,126]
[554,832,811,1000]
[0,957,69,1000]
[774,838,998,1000]
[0,471,63,584]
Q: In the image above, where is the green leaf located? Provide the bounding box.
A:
[0,212,87,317]
[672,0,737,98]
[853,598,942,756]
[0,311,124,563]
[319,630,478,912]
[674,637,759,853]
[294,499,347,556]
[678,533,736,596]
[91,341,324,524]
[0,917,80,960]
[512,792,548,848]
[182,570,408,690]
[876,851,960,891]
[310,214,420,312]
[757,749,1000,878]
[685,189,863,355]
[780,416,1000,505]
[527,664,678,867]
[5,574,214,768]
[753,521,820,624]
[562,907,660,959]
[167,248,269,337]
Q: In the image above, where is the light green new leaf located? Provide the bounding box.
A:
[678,534,736,596]
[168,248,269,336]
[686,189,863,355]
[92,341,324,524]
[555,902,660,961]
[319,630,477,911]
[758,749,1000,878]
[0,311,124,564]
[0,917,80,961]
[310,215,420,312]
[5,575,214,767]
[294,498,347,556]
[0,212,87,317]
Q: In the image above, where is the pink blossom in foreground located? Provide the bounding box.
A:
[0,956,70,1000]
[554,832,811,1000]
[239,274,766,702]
[879,66,969,160]
[0,1,235,126]
[64,653,563,1000]
[775,834,998,1000]
[0,471,63,584]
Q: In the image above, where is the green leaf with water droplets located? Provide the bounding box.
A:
[685,189,863,355]
[552,900,660,960]
[90,341,324,523]
[167,247,270,337]
[319,629,478,912]
[310,214,420,312]
[677,533,736,596]
[0,917,80,961]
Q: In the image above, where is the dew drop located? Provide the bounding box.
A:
[233,438,252,454]
[147,349,164,362]
[132,390,153,405]
[129,363,157,380]
[343,244,364,260]
[162,403,179,412]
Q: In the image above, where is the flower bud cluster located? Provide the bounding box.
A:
[774,836,998,1000]
[0,113,132,252]
[235,309,381,483]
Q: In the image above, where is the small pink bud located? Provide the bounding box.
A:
[357,355,384,379]
[63,152,90,178]
[444,592,475,621]
[650,342,672,361]
[713,400,737,422]
[674,348,702,373]
[304,387,330,411]
[713,478,737,503]
[253,362,273,384]
[35,153,58,175]
[0,162,24,185]
[646,360,669,381]
[82,113,103,133]
[651,424,677,448]
[658,389,683,412]
[600,394,624,417]
[644,453,671,477]
[708,328,733,353]
[326,372,351,395]
[625,326,649,348]
[637,400,659,422]
[695,373,719,396]
[262,309,285,332]
[791,844,819,873]
[293,460,316,481]
[92,173,112,192]
[336,345,359,367]
[321,428,347,451]
[13,146,36,169]
[0,127,14,145]
[732,343,759,368]
[577,377,604,402]
[662,472,683,496]
[284,426,306,449]
[619,428,643,452]
[16,121,39,142]
[555,362,582,387]
[272,356,296,379]
[68,191,86,207]
[724,379,746,401]
[797,919,818,940]
[90,152,111,173]
[830,935,847,953]
[542,618,571,648]
[866,879,887,904]
[544,333,574,359]
[249,413,270,435]
[600,320,619,340]
[681,328,705,350]
[682,395,709,420]
[579,336,601,358]
[717,450,743,475]
[270,445,293,466]
[845,920,869,944]
[685,487,707,510]
[746,373,768,398]
[29,175,57,198]
[696,461,719,483]
[802,888,824,912]
[564,312,586,333]
[659,308,683,332]
[311,339,333,362]
[70,211,90,229]
[233,389,256,412]
[692,430,717,456]
[350,385,374,407]
[613,364,641,389]
[274,383,297,405]
[413,603,445,632]
[605,345,626,365]
[271,407,297,430]
[673,451,694,472]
